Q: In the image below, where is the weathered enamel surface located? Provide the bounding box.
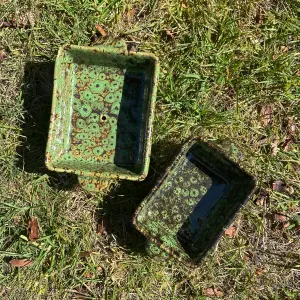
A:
[45,44,159,187]
[133,139,256,266]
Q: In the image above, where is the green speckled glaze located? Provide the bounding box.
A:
[45,44,159,189]
[77,175,109,192]
[133,139,256,266]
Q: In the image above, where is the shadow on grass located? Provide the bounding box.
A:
[18,61,183,254]
[98,140,182,254]
[17,61,77,190]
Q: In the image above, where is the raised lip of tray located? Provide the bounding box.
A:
[133,138,257,266]
[45,44,160,181]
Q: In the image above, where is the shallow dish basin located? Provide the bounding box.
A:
[46,44,159,185]
[133,139,256,265]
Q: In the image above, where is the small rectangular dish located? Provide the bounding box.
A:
[133,139,256,265]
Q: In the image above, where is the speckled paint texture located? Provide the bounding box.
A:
[133,139,256,266]
[45,44,159,188]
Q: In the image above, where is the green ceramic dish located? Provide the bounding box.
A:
[133,139,256,266]
[46,44,159,188]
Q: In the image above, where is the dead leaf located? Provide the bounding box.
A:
[288,119,297,136]
[26,11,35,27]
[283,221,290,229]
[95,24,107,37]
[255,268,264,276]
[18,11,35,27]
[182,1,188,8]
[97,216,109,235]
[0,21,15,28]
[281,119,296,152]
[0,50,7,63]
[243,254,250,262]
[165,29,175,39]
[255,191,268,206]
[97,223,103,235]
[290,125,296,135]
[272,180,286,192]
[296,69,300,76]
[273,213,287,223]
[280,45,288,53]
[261,105,272,126]
[83,269,93,278]
[126,8,136,23]
[244,251,260,264]
[224,225,237,237]
[28,216,39,241]
[270,139,279,156]
[0,15,32,29]
[283,138,292,152]
[286,185,294,195]
[70,287,90,299]
[127,8,136,18]
[255,6,262,24]
[10,259,32,267]
[97,266,103,274]
[204,288,224,297]
[255,197,264,206]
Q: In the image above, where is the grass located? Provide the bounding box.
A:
[0,0,299,298]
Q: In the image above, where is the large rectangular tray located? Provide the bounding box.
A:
[46,45,159,181]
